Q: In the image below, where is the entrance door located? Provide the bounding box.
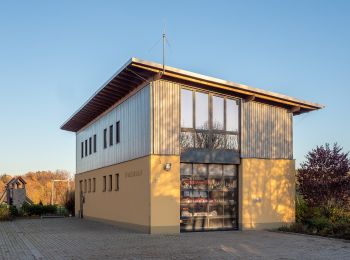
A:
[180,163,238,231]
[79,181,84,218]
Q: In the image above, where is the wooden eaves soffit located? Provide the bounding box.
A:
[61,57,324,132]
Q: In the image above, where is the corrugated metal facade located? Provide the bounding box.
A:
[76,85,151,174]
[76,81,293,174]
[152,80,180,155]
[241,101,293,159]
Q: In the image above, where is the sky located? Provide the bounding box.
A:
[0,1,349,175]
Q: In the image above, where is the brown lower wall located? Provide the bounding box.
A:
[75,156,151,231]
[75,156,295,233]
[239,158,296,230]
[75,155,181,234]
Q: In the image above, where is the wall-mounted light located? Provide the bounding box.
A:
[164,163,172,171]
[253,197,262,203]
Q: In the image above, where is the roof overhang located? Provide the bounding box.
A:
[61,57,324,132]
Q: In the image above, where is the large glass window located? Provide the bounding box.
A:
[226,99,239,132]
[195,92,209,129]
[180,88,240,152]
[180,163,238,231]
[212,96,224,130]
[181,89,193,128]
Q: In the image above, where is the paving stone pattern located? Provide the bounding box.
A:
[0,218,350,259]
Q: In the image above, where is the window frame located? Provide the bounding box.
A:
[81,142,84,158]
[116,121,120,144]
[85,140,88,156]
[89,137,92,155]
[108,174,112,191]
[103,128,107,149]
[92,178,96,192]
[103,176,106,192]
[88,179,91,193]
[93,134,97,153]
[181,89,194,129]
[115,173,119,191]
[180,87,240,151]
[109,125,113,146]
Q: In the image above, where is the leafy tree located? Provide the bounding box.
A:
[0,170,74,206]
[297,143,350,208]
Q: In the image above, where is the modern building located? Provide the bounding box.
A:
[61,58,323,234]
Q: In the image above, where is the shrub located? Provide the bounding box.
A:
[0,205,11,221]
[308,215,332,233]
[9,205,18,217]
[42,205,57,215]
[297,143,350,208]
[278,223,305,233]
[295,195,308,223]
[20,203,57,216]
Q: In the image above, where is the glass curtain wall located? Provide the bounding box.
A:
[180,163,238,231]
[180,88,240,152]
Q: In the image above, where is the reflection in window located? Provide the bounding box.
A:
[226,99,239,132]
[195,132,210,149]
[226,135,239,150]
[193,164,207,176]
[181,89,193,128]
[209,164,223,176]
[211,134,226,149]
[195,92,208,130]
[212,96,224,130]
[180,163,192,176]
[223,165,237,177]
[180,132,194,151]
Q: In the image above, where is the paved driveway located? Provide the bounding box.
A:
[0,218,349,259]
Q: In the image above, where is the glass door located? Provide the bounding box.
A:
[180,163,238,231]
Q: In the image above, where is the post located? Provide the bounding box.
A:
[51,181,54,205]
[162,32,165,74]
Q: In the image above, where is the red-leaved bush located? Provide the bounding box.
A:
[297,143,350,208]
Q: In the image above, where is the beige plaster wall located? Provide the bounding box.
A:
[239,158,295,230]
[75,156,151,232]
[150,155,180,234]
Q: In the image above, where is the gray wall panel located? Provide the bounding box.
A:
[76,85,151,173]
[241,101,293,159]
[152,80,180,155]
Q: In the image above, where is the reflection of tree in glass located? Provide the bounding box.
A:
[180,132,194,151]
[180,122,239,151]
[226,135,239,150]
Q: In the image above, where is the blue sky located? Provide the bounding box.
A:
[0,1,349,175]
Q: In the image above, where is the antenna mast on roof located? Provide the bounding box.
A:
[162,29,166,74]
